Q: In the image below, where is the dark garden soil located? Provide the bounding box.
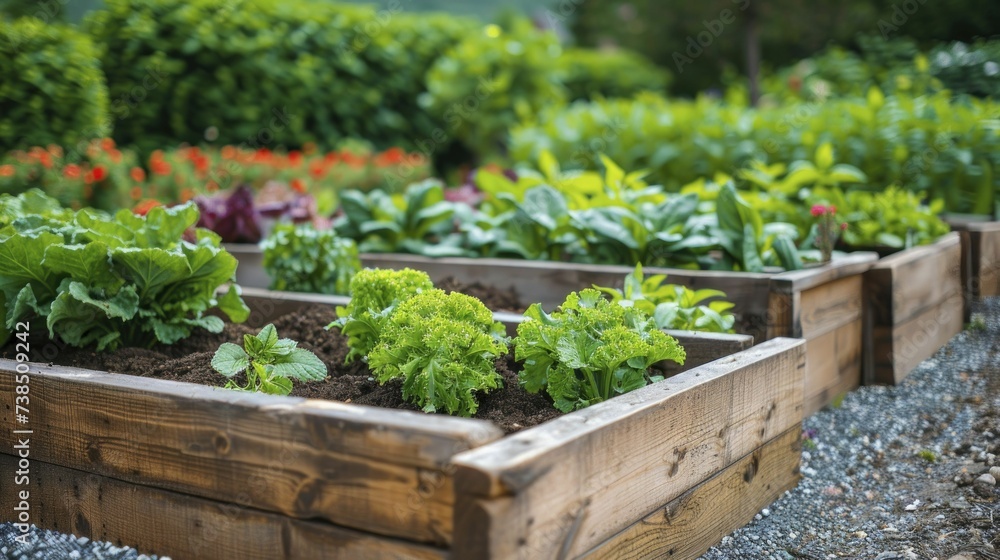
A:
[7,305,559,434]
[437,276,527,313]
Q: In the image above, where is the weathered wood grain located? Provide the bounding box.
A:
[579,427,801,559]
[964,222,1000,298]
[0,360,503,544]
[864,234,964,385]
[868,292,964,385]
[0,455,447,560]
[802,319,863,415]
[449,338,806,559]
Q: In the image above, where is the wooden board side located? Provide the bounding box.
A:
[0,362,504,544]
[0,455,447,560]
[450,338,806,559]
[578,427,802,560]
[869,291,964,384]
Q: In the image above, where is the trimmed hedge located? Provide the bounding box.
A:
[84,0,474,154]
[0,18,110,153]
[510,92,1000,214]
[559,47,670,101]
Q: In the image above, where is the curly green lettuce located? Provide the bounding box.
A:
[514,288,685,412]
[326,268,434,363]
[367,289,508,416]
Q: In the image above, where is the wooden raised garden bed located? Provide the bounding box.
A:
[0,304,804,559]
[944,219,1000,303]
[227,244,876,415]
[862,232,965,385]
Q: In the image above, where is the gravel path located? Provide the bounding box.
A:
[2,301,998,560]
[703,298,1000,560]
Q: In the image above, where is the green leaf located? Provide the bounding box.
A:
[110,247,190,299]
[211,342,250,377]
[218,284,250,323]
[815,142,835,171]
[272,348,328,381]
[42,242,121,291]
[259,369,294,396]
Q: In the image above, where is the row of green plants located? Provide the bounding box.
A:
[757,35,1000,103]
[3,1,667,161]
[510,91,1000,215]
[0,189,718,419]
[256,151,949,283]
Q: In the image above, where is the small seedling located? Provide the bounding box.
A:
[917,449,937,463]
[968,313,987,332]
[211,324,327,395]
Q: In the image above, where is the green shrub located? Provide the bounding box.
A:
[0,18,109,153]
[421,19,565,158]
[930,40,1000,99]
[84,0,473,154]
[511,92,1000,214]
[559,48,670,101]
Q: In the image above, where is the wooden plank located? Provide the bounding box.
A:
[966,223,1000,298]
[769,252,878,294]
[0,361,504,544]
[449,338,806,559]
[802,319,863,415]
[797,276,863,339]
[869,292,964,385]
[579,427,801,559]
[866,233,962,327]
[0,455,447,560]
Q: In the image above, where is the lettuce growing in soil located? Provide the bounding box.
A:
[0,189,249,350]
[515,288,686,412]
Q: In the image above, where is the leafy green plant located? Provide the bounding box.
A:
[1,18,109,152]
[515,289,685,412]
[211,323,326,395]
[327,268,434,363]
[367,289,507,416]
[334,180,466,257]
[713,183,803,271]
[421,18,564,157]
[511,91,1000,214]
[0,190,249,350]
[818,186,950,249]
[84,0,474,153]
[261,222,361,295]
[558,47,670,101]
[594,264,736,333]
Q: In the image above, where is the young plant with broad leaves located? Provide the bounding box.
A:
[0,190,249,350]
[515,289,686,412]
[211,324,326,396]
[367,289,508,417]
[593,264,736,333]
[326,268,434,363]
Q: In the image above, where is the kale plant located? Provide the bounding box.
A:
[261,222,361,295]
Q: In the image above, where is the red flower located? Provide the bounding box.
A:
[130,167,146,182]
[130,186,143,200]
[101,138,116,151]
[288,150,303,165]
[840,222,848,231]
[63,164,82,179]
[0,165,14,177]
[133,199,161,216]
[151,161,172,176]
[290,178,306,193]
[92,166,107,182]
[810,204,835,217]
